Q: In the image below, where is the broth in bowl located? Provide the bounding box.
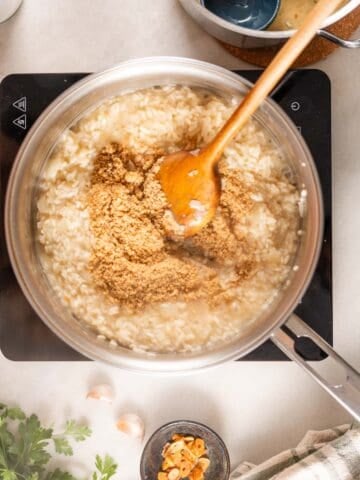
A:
[267,0,347,31]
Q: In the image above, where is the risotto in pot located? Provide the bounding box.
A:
[36,86,301,354]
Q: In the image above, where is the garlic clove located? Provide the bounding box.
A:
[116,413,145,441]
[86,384,114,403]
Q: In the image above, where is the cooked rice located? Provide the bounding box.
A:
[36,86,300,354]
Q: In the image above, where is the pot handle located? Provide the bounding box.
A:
[317,29,360,48]
[271,314,360,421]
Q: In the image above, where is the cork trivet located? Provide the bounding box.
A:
[221,6,360,67]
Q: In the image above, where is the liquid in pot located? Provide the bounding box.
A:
[267,0,347,31]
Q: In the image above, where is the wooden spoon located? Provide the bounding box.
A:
[159,0,344,237]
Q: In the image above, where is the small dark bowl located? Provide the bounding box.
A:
[140,420,230,480]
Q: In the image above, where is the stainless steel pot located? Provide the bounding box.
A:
[5,57,360,420]
[179,0,360,49]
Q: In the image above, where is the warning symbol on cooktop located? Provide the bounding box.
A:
[12,96,27,112]
[13,114,27,130]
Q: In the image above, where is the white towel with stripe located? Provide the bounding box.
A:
[231,424,360,480]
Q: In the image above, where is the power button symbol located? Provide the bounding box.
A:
[290,101,301,112]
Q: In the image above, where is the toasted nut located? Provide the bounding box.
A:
[180,447,197,463]
[179,458,192,478]
[198,457,210,472]
[189,465,204,480]
[170,452,183,467]
[185,440,194,451]
[167,440,186,455]
[162,456,175,471]
[168,468,180,480]
[192,438,206,457]
[162,442,171,457]
[158,434,210,480]
[158,473,168,480]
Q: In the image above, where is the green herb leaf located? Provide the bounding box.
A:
[18,414,53,444]
[28,473,40,480]
[63,421,92,442]
[45,469,78,480]
[12,414,53,476]
[0,404,7,417]
[0,424,15,468]
[0,470,18,480]
[0,427,15,448]
[53,437,73,456]
[93,454,117,480]
[0,405,25,423]
[6,407,26,421]
[0,404,111,480]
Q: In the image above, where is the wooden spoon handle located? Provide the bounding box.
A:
[205,0,344,165]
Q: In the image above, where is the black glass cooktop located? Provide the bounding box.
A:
[0,70,332,361]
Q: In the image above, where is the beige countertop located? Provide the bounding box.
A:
[0,1,360,478]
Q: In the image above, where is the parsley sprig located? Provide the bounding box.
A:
[0,404,117,480]
[92,456,117,480]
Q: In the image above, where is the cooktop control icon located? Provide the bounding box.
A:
[12,96,27,112]
[12,96,27,130]
[12,113,27,130]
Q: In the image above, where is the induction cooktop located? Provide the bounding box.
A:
[0,69,332,361]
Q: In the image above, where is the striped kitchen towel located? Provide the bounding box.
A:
[231,424,360,479]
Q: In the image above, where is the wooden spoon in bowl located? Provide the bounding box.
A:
[159,0,344,238]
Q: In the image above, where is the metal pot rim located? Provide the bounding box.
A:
[182,0,359,39]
